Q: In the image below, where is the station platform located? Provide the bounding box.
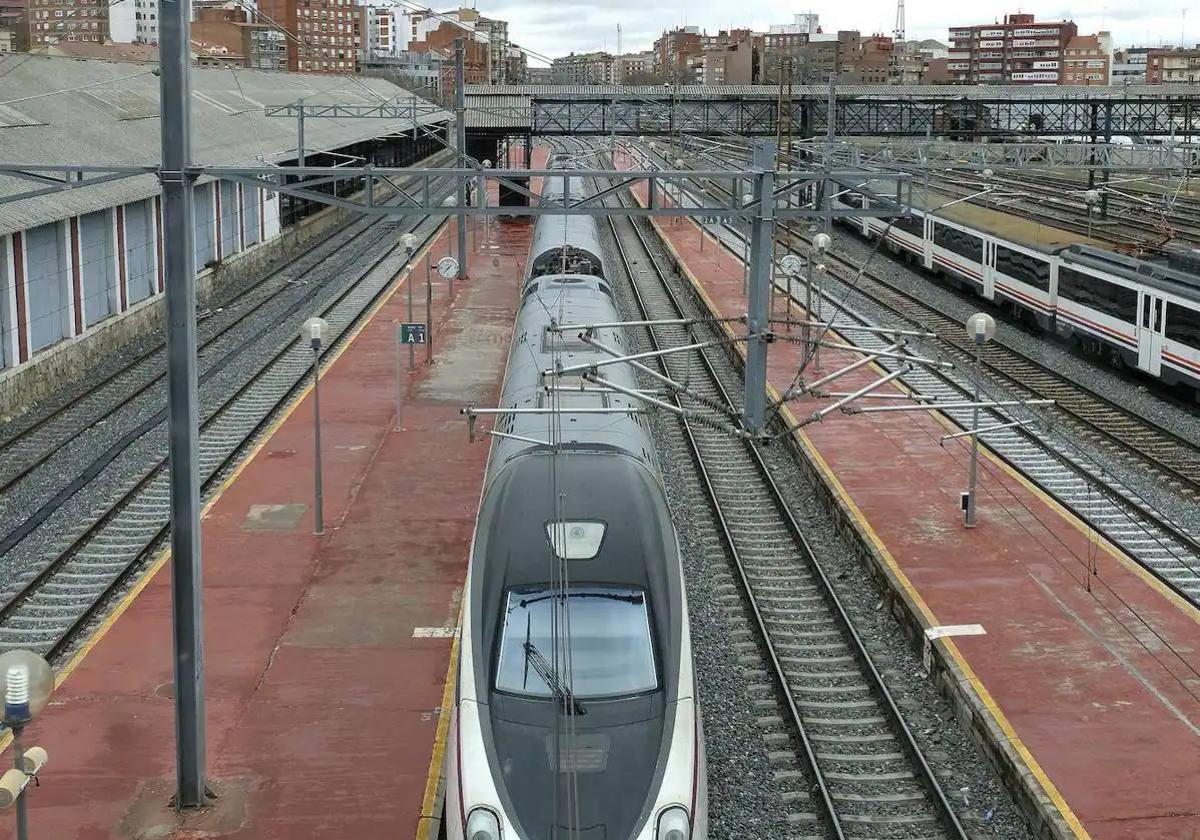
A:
[618,155,1200,839]
[0,213,530,840]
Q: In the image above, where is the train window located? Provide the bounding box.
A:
[893,212,924,238]
[494,586,658,699]
[1165,301,1200,350]
[994,245,1051,292]
[931,222,982,264]
[1058,267,1138,322]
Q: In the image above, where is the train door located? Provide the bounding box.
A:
[981,240,996,300]
[1137,293,1166,375]
[921,215,933,270]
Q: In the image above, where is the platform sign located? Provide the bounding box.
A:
[400,322,427,344]
[700,215,719,225]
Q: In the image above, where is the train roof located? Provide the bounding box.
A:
[912,186,1105,251]
[1062,244,1200,302]
[530,213,605,266]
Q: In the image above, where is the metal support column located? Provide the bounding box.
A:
[823,76,836,237]
[744,140,777,436]
[297,101,305,168]
[158,0,207,809]
[455,39,468,283]
[1101,102,1113,219]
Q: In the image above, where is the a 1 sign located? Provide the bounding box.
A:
[400,322,427,344]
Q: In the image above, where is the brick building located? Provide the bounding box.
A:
[190,6,287,70]
[1147,46,1200,84]
[408,22,487,100]
[653,25,703,83]
[945,13,1111,84]
[24,0,107,48]
[257,0,357,73]
[1062,33,1112,84]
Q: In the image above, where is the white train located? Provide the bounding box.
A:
[838,196,1200,391]
[446,157,708,840]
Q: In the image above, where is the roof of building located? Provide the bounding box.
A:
[0,55,449,235]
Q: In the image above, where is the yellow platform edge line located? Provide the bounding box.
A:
[417,628,460,840]
[646,211,1092,840]
[21,220,449,730]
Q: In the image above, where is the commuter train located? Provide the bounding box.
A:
[446,156,708,840]
[836,193,1200,392]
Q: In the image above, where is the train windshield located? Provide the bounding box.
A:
[495,586,658,700]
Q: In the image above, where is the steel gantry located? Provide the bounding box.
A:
[463,84,1200,138]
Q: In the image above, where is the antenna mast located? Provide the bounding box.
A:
[891,0,906,83]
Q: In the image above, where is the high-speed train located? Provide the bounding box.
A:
[835,190,1200,392]
[446,155,708,840]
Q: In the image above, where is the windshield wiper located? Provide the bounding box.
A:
[522,623,586,716]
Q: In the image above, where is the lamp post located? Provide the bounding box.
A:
[398,234,417,429]
[963,312,996,528]
[779,253,803,332]
[808,233,831,370]
[1084,188,1101,238]
[302,316,330,536]
[0,650,53,840]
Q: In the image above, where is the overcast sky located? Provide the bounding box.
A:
[477,0,1190,62]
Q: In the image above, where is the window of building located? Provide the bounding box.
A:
[494,586,658,700]
[1057,266,1137,321]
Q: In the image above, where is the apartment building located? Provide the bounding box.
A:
[357,5,396,59]
[255,0,357,72]
[1147,46,1200,83]
[946,13,1082,84]
[1112,46,1151,83]
[653,25,703,82]
[25,0,108,47]
[551,50,615,84]
[191,6,287,69]
[1062,32,1112,84]
[615,49,655,83]
[404,7,509,82]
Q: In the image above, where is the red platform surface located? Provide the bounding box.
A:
[617,151,1200,840]
[0,212,530,840]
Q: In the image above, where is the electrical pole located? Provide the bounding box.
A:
[824,74,836,237]
[158,0,207,809]
[297,100,305,167]
[744,140,777,436]
[455,38,468,283]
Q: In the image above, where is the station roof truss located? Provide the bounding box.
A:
[463,84,1200,138]
[0,163,911,221]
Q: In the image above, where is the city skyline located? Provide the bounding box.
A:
[478,0,1195,62]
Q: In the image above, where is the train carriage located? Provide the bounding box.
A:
[838,190,1200,391]
[446,155,708,840]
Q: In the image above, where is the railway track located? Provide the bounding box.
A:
[697,217,1200,602]
[786,224,1200,499]
[596,166,972,840]
[650,139,1200,501]
[621,134,1200,599]
[0,198,451,660]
